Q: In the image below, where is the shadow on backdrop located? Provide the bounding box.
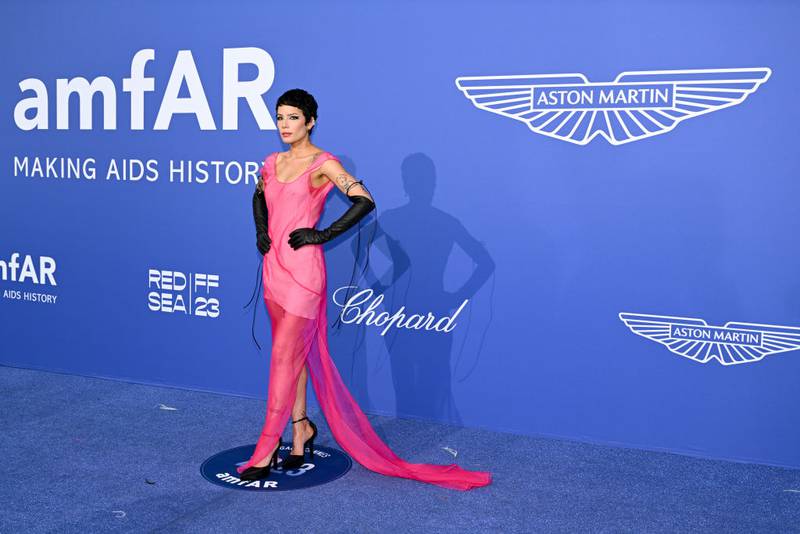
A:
[336,152,497,426]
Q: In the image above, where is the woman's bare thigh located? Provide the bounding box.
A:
[265,297,315,343]
[265,297,286,324]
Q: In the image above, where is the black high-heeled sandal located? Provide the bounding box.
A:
[282,416,317,470]
[240,436,282,481]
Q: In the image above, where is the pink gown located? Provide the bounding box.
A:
[236,151,492,491]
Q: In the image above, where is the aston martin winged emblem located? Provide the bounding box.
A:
[455,68,771,145]
[619,312,800,365]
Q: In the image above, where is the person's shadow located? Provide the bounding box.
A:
[328,152,495,426]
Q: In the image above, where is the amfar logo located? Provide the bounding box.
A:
[0,252,56,285]
[455,68,771,145]
[1,252,59,304]
[619,312,800,365]
[14,48,277,131]
[200,444,352,492]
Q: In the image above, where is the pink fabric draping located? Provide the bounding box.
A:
[236,152,491,490]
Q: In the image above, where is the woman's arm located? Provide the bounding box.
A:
[252,187,271,254]
[287,159,376,250]
[319,159,374,202]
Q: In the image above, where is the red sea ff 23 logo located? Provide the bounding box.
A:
[148,268,220,318]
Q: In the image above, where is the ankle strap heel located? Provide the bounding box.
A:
[282,417,317,470]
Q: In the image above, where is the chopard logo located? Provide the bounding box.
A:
[455,68,771,145]
[619,312,800,366]
[332,287,468,336]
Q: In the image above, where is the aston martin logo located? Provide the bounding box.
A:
[455,68,771,145]
[619,313,800,365]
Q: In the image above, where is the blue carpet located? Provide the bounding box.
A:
[1,365,798,533]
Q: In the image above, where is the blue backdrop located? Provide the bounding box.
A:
[2,0,799,469]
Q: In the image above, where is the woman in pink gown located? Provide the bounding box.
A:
[237,89,491,491]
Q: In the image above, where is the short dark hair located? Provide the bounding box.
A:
[276,89,318,128]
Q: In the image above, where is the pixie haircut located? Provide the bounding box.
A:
[276,89,318,128]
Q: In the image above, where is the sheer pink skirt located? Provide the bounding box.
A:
[236,278,492,491]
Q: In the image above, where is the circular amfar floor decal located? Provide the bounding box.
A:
[201,443,352,491]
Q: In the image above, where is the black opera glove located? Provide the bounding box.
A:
[252,189,272,254]
[288,195,375,250]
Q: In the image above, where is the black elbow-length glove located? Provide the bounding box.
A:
[288,195,375,250]
[252,189,272,254]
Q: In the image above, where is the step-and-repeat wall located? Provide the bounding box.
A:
[3,1,798,469]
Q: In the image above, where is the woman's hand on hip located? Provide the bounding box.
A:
[288,227,330,250]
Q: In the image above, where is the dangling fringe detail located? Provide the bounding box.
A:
[331,187,378,331]
[244,255,264,350]
[330,217,377,331]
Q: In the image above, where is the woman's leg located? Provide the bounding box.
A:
[291,366,308,423]
[249,297,314,468]
[264,298,314,457]
[290,364,315,455]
